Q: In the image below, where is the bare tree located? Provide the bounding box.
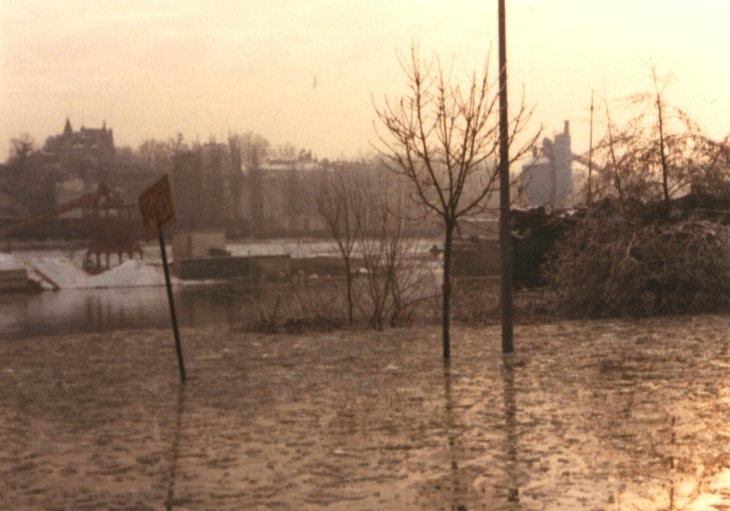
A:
[374,44,538,357]
[315,166,361,326]
[353,173,414,331]
[317,162,438,330]
[169,133,187,155]
[137,138,173,174]
[230,131,271,170]
[8,133,35,171]
[356,181,436,330]
[587,68,706,217]
[356,191,392,330]
[549,72,730,317]
[275,143,297,161]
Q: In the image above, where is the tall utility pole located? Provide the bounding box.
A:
[498,0,514,353]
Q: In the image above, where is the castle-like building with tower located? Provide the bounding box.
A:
[43,118,116,173]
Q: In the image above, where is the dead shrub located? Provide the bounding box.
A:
[235,279,350,334]
[546,216,730,317]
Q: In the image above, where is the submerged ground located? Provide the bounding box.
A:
[2,316,730,510]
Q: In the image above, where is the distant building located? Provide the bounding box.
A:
[43,118,116,174]
[521,120,573,208]
[171,150,205,230]
[241,160,324,236]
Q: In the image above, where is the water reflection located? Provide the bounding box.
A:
[440,358,522,510]
[442,360,461,509]
[501,357,519,505]
[166,383,186,511]
[5,309,730,508]
[669,415,676,510]
[0,286,256,340]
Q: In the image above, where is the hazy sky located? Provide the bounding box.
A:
[2,1,729,161]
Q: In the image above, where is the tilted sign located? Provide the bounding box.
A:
[138,174,186,382]
[138,175,176,241]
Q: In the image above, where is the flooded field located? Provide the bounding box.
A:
[0,239,336,340]
[2,315,730,510]
[0,238,442,340]
[0,286,249,340]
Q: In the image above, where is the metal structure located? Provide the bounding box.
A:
[83,198,144,272]
[0,183,143,272]
[0,184,111,239]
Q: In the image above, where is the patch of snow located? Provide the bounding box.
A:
[87,260,178,288]
[24,257,180,289]
[29,257,89,289]
[0,253,25,271]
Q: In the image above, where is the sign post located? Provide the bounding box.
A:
[139,175,186,383]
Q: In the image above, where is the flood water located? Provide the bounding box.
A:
[4,317,730,509]
[1,238,439,340]
[4,242,730,509]
[0,286,247,340]
[0,239,341,340]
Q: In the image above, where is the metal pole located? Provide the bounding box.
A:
[498,0,514,354]
[159,227,186,383]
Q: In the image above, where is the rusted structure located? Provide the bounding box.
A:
[0,185,111,240]
[0,184,143,272]
[83,197,143,272]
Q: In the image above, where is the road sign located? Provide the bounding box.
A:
[138,174,185,383]
[139,175,176,241]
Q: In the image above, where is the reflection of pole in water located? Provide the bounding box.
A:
[502,358,519,504]
[443,360,465,509]
[720,335,729,359]
[166,384,186,511]
[669,414,676,510]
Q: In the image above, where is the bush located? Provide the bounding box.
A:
[547,215,730,317]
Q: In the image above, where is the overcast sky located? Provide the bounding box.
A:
[1,0,729,161]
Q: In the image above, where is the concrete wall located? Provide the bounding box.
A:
[452,239,501,276]
[172,230,226,275]
[179,254,290,281]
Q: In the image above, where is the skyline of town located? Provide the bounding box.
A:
[2,1,729,161]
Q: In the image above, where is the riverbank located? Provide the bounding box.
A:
[2,317,730,510]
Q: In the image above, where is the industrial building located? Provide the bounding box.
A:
[521,120,573,209]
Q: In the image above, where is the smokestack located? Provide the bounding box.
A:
[532,146,538,158]
[564,120,570,135]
